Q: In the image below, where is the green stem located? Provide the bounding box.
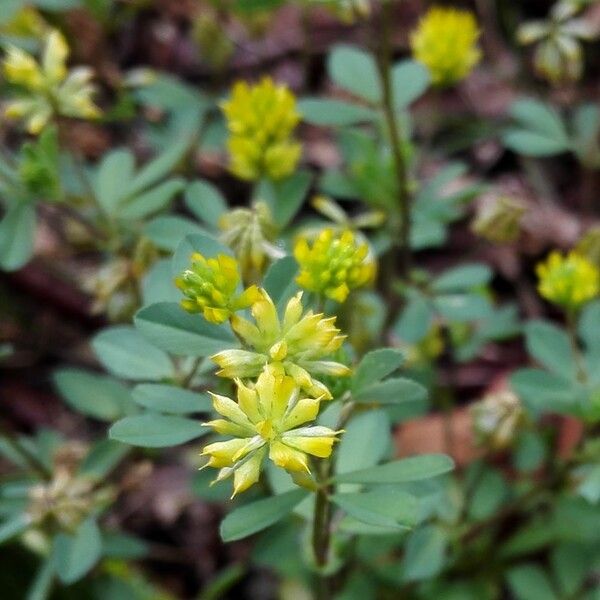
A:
[375,1,412,281]
[312,459,333,599]
[180,356,203,388]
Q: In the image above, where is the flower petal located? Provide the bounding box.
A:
[209,392,255,429]
[268,439,310,473]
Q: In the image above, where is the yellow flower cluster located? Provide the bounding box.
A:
[2,29,100,134]
[212,290,349,398]
[221,77,301,181]
[202,365,340,496]
[294,229,375,302]
[536,250,600,310]
[175,253,261,324]
[410,7,481,87]
[176,251,350,494]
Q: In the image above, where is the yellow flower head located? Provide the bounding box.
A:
[294,229,376,303]
[2,29,100,134]
[536,250,600,310]
[410,6,481,87]
[175,252,261,324]
[202,364,341,495]
[211,290,350,399]
[221,77,301,181]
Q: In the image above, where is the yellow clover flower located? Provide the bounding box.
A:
[175,252,261,324]
[536,250,599,310]
[410,6,481,87]
[202,365,340,496]
[2,29,100,134]
[294,229,375,303]
[221,77,301,181]
[211,290,350,399]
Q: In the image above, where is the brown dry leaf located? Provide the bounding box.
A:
[395,407,481,467]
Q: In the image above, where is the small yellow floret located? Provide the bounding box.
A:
[410,6,481,87]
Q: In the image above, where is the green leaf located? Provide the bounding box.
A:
[551,544,590,597]
[513,431,547,473]
[102,532,148,560]
[467,469,508,520]
[353,349,404,392]
[500,519,556,559]
[504,99,570,157]
[54,369,134,421]
[144,215,209,252]
[142,259,181,306]
[298,98,376,126]
[118,177,185,220]
[171,233,233,277]
[579,300,600,352]
[431,263,492,292]
[572,103,600,166]
[92,326,174,381]
[552,497,600,542]
[328,45,382,104]
[78,440,128,479]
[0,0,22,24]
[506,565,557,600]
[258,170,311,228]
[510,368,579,415]
[0,513,30,544]
[402,525,448,582]
[109,414,205,447]
[26,0,80,9]
[54,517,103,584]
[433,293,493,322]
[125,137,189,198]
[132,384,211,414]
[524,320,575,380]
[576,464,600,503]
[220,489,308,542]
[503,131,569,157]
[504,99,570,156]
[335,454,454,484]
[393,295,434,344]
[352,377,427,405]
[336,410,391,477]
[94,149,135,215]
[0,203,36,271]
[332,489,418,529]
[262,256,299,308]
[184,180,227,228]
[135,302,236,356]
[510,99,569,143]
[391,60,430,109]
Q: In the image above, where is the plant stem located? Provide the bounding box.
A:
[376,0,412,280]
[312,458,333,599]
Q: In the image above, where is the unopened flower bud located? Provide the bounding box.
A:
[471,390,524,451]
